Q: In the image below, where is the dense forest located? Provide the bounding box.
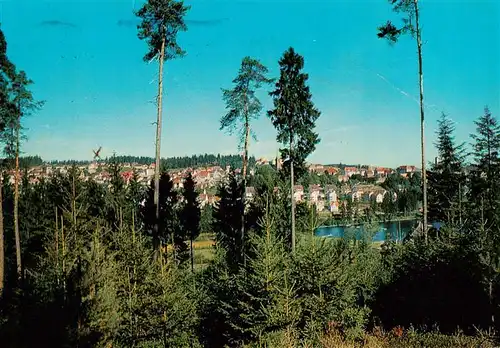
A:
[0,0,498,347]
[0,108,499,348]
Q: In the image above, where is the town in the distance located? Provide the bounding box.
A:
[15,153,419,215]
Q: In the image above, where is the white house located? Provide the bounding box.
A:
[309,184,322,203]
[370,191,386,204]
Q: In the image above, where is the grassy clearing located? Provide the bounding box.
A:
[248,329,497,348]
[195,232,215,242]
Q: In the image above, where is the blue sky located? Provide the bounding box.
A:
[0,0,498,167]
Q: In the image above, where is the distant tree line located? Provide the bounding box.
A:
[0,156,43,169]
[48,153,258,170]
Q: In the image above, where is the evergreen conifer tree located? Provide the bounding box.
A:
[141,172,185,263]
[7,71,44,280]
[268,47,321,251]
[378,0,429,242]
[220,56,273,266]
[469,107,500,229]
[136,0,190,260]
[0,28,17,293]
[212,173,245,272]
[126,169,144,232]
[180,172,200,271]
[469,107,500,327]
[427,113,465,225]
[233,204,300,344]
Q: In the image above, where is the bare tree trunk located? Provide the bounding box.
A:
[459,182,462,226]
[414,0,428,243]
[72,172,77,226]
[153,37,166,260]
[0,175,4,293]
[55,207,59,285]
[14,121,21,280]
[290,136,296,252]
[241,107,249,266]
[171,230,176,264]
[190,238,194,272]
[490,280,495,327]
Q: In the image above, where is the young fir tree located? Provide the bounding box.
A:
[268,47,321,252]
[468,107,500,327]
[115,227,200,347]
[232,196,301,344]
[136,0,190,259]
[470,107,500,223]
[212,172,245,272]
[199,204,213,234]
[84,178,107,219]
[220,56,273,266]
[377,0,429,241]
[126,169,144,232]
[106,154,132,233]
[427,113,465,225]
[180,172,200,271]
[141,172,183,263]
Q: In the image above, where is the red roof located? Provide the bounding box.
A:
[121,171,133,180]
[197,170,209,178]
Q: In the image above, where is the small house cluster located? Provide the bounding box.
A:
[245,183,398,214]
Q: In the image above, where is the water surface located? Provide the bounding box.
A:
[315,220,416,242]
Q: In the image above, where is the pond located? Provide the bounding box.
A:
[315,219,417,242]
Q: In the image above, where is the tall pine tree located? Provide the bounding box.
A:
[220,56,273,266]
[377,0,429,241]
[6,70,43,281]
[136,0,190,260]
[0,27,17,293]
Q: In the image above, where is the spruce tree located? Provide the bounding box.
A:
[268,47,321,252]
[84,178,107,219]
[212,173,245,272]
[468,107,500,327]
[470,107,500,228]
[141,173,182,263]
[136,0,190,260]
[126,170,144,232]
[106,155,127,231]
[427,113,465,225]
[199,205,213,234]
[180,172,200,271]
[233,201,300,344]
[377,0,429,241]
[220,56,273,266]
